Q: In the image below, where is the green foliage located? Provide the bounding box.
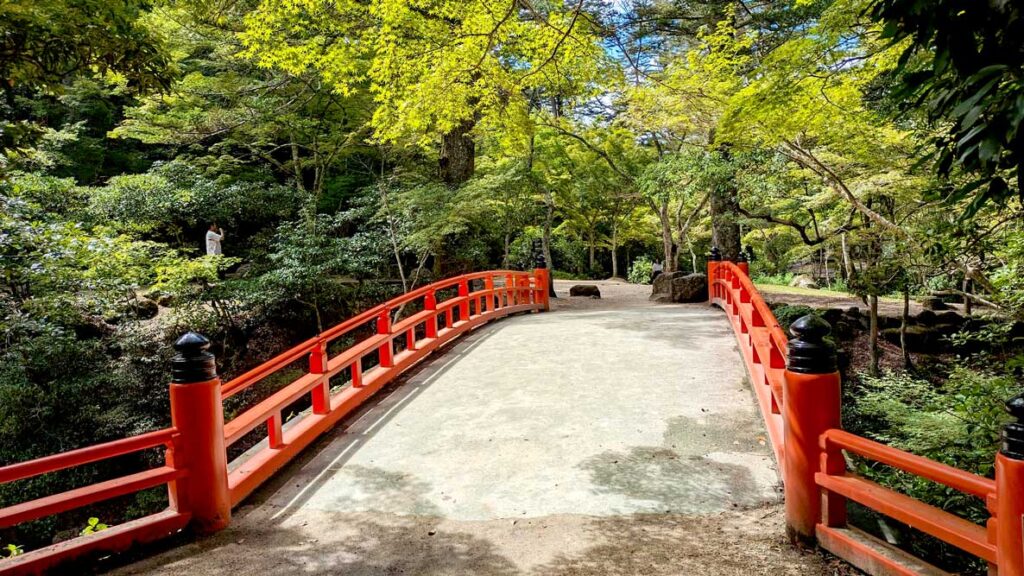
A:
[770,304,817,331]
[869,0,1023,215]
[0,0,174,160]
[849,368,1019,526]
[2,544,23,559]
[753,272,795,286]
[627,256,654,285]
[240,0,605,148]
[79,517,109,536]
[87,161,299,239]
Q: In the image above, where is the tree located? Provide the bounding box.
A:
[240,0,604,186]
[869,0,1024,214]
[0,0,173,160]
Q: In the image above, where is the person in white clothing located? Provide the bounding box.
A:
[206,224,224,255]
[651,260,664,283]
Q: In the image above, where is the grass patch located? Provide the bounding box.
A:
[755,283,902,303]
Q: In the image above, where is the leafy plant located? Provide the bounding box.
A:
[2,544,24,559]
[80,517,109,536]
[627,256,654,285]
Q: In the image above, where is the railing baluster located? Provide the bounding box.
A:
[425,291,438,338]
[458,278,470,321]
[310,339,330,415]
[351,360,363,388]
[377,310,394,367]
[268,412,284,449]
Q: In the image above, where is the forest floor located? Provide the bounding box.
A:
[111,279,842,576]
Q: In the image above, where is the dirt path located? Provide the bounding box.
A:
[112,279,835,576]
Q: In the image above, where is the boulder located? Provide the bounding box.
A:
[934,311,965,327]
[789,274,819,289]
[919,296,950,311]
[569,284,601,298]
[131,297,160,320]
[651,271,688,297]
[651,272,707,303]
[881,325,950,353]
[914,309,939,326]
[670,274,708,303]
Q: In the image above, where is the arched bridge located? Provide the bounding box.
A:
[1,263,1022,576]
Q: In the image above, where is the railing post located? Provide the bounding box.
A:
[458,278,470,320]
[996,394,1024,575]
[310,338,330,415]
[168,332,230,534]
[708,247,721,303]
[533,268,550,311]
[484,276,495,312]
[783,315,841,545]
[505,273,515,306]
[533,241,550,310]
[737,250,749,276]
[425,291,438,338]
[377,310,394,367]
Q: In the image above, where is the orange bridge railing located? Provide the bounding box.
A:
[708,254,1024,576]
[0,268,549,575]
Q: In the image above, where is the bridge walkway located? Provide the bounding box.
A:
[114,281,830,575]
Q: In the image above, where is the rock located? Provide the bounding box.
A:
[933,310,965,327]
[914,309,939,326]
[650,272,707,303]
[789,274,819,289]
[569,284,601,298]
[670,273,708,303]
[821,308,844,328]
[145,290,174,307]
[73,315,116,339]
[881,325,950,353]
[651,271,688,297]
[919,296,949,311]
[131,297,159,320]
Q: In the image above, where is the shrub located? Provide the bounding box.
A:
[769,304,816,330]
[846,368,1019,572]
[627,256,654,284]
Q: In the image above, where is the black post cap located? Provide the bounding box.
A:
[1002,394,1024,459]
[709,247,722,261]
[787,315,837,374]
[171,331,218,383]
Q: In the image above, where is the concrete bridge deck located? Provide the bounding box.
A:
[115,281,830,575]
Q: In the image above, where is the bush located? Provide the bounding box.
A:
[627,256,654,284]
[769,304,816,330]
[846,367,1018,573]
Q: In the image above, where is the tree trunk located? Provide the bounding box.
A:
[710,184,741,262]
[655,200,674,272]
[588,234,596,271]
[869,295,880,377]
[841,233,853,280]
[439,117,476,186]
[900,289,912,370]
[503,233,511,268]
[530,133,556,298]
[611,226,619,279]
[963,278,972,316]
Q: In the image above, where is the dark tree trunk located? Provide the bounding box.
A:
[710,184,741,261]
[869,295,880,376]
[900,289,913,370]
[439,118,476,186]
